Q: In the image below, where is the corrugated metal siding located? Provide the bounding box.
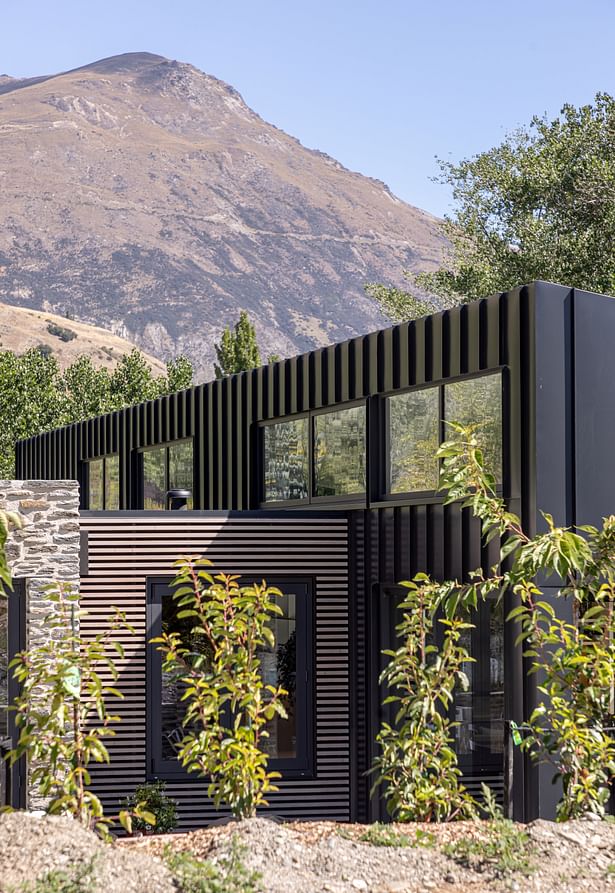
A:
[79,512,350,830]
[16,286,532,516]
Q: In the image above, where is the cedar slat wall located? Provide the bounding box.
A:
[79,512,350,829]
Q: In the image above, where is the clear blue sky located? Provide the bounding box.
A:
[2,0,614,217]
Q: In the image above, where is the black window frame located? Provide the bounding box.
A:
[84,454,120,510]
[259,399,368,508]
[378,367,506,504]
[146,575,316,781]
[137,438,194,510]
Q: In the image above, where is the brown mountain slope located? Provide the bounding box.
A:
[0,301,166,372]
[0,52,446,379]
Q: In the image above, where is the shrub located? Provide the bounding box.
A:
[0,508,22,596]
[444,785,533,875]
[435,422,615,820]
[371,574,478,822]
[152,558,288,819]
[164,837,262,893]
[6,581,153,836]
[46,322,77,342]
[123,780,178,834]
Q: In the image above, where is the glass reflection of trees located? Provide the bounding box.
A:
[263,419,309,502]
[445,375,502,482]
[160,588,298,762]
[313,406,366,497]
[143,441,194,510]
[160,593,212,760]
[388,388,440,493]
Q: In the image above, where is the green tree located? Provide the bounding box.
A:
[6,581,153,836]
[214,311,262,377]
[152,558,288,819]
[405,423,615,820]
[0,348,194,478]
[369,93,615,318]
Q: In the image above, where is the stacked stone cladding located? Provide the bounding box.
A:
[0,480,80,808]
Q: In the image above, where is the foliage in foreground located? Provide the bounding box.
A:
[370,573,478,822]
[374,420,615,821]
[0,508,22,596]
[0,347,193,477]
[16,859,96,893]
[441,423,615,819]
[444,785,533,876]
[5,582,153,836]
[368,93,615,321]
[153,558,288,819]
[122,779,178,834]
[165,837,262,893]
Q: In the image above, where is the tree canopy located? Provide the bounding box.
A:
[0,348,193,478]
[214,310,262,378]
[369,93,615,321]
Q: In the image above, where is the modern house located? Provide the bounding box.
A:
[10,280,615,827]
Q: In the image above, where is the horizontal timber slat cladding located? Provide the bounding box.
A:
[79,512,351,829]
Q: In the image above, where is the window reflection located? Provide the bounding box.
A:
[454,595,504,768]
[143,448,166,510]
[313,406,366,497]
[88,459,104,510]
[169,442,194,509]
[258,591,297,759]
[104,455,120,510]
[388,387,440,493]
[143,442,193,510]
[263,419,309,503]
[159,587,298,762]
[445,374,502,482]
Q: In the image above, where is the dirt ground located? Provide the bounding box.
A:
[120,813,615,893]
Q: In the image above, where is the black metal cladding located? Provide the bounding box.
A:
[17,284,531,515]
[20,281,595,822]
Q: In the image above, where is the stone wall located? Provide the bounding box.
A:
[0,480,80,808]
[1,480,80,652]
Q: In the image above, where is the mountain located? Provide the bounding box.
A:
[0,52,446,379]
[0,301,166,372]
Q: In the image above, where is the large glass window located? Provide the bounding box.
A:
[313,405,366,498]
[387,387,440,493]
[142,441,194,509]
[87,455,119,510]
[263,418,309,503]
[147,577,313,776]
[444,373,503,482]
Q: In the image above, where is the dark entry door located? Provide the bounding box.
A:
[0,579,26,808]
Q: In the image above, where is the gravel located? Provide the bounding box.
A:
[3,811,615,892]
[123,815,615,893]
[0,812,176,893]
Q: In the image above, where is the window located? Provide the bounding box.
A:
[313,405,366,498]
[444,373,502,482]
[261,404,367,505]
[147,577,313,777]
[387,387,440,493]
[87,455,119,510]
[141,441,194,510]
[263,418,309,503]
[454,594,504,772]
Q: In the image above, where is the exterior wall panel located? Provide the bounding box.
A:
[79,512,350,830]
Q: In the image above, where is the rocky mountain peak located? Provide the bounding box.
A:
[0,52,445,379]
